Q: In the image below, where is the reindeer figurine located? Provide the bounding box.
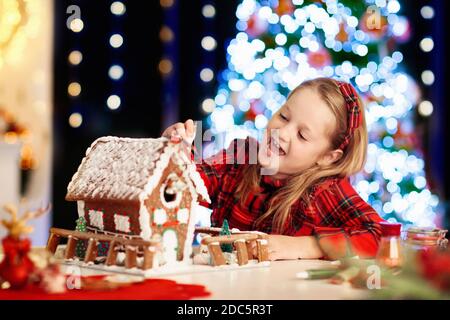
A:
[1,203,50,239]
[0,203,50,289]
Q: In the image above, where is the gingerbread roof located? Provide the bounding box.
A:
[66,136,211,203]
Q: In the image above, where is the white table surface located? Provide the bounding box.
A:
[63,258,368,300]
[1,247,368,300]
[162,259,368,300]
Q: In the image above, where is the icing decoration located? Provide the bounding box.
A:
[67,136,167,201]
[159,182,182,209]
[177,208,189,224]
[153,208,167,225]
[162,229,178,264]
[138,199,152,240]
[77,201,85,218]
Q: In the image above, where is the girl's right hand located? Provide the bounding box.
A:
[162,119,196,145]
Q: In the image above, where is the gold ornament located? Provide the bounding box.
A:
[0,0,28,64]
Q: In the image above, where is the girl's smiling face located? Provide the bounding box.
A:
[258,87,343,179]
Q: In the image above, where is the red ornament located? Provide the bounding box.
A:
[246,14,268,38]
[417,248,450,291]
[276,0,295,16]
[307,47,332,68]
[0,236,35,289]
[244,102,258,121]
[335,23,348,43]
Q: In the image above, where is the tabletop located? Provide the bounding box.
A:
[62,258,368,300]
[158,259,368,300]
[1,247,369,300]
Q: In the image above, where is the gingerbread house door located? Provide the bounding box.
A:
[162,228,178,264]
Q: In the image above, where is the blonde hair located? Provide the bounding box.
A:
[235,77,368,234]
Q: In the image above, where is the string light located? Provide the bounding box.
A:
[109,33,124,48]
[111,1,126,16]
[421,70,434,86]
[202,4,216,18]
[107,95,121,110]
[108,65,124,80]
[69,112,83,128]
[201,36,217,51]
[254,114,268,129]
[419,37,434,52]
[160,0,174,9]
[420,6,434,20]
[206,0,440,228]
[198,1,218,138]
[68,50,83,65]
[200,68,214,82]
[159,58,173,75]
[108,3,126,114]
[160,25,174,42]
[68,82,81,97]
[69,18,84,33]
[202,98,216,113]
[67,9,84,130]
[418,100,433,117]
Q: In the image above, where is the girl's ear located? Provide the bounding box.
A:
[317,149,343,167]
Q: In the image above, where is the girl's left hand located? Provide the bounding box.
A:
[266,235,324,261]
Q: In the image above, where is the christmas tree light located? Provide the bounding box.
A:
[205,0,441,228]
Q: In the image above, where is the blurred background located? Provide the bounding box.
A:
[0,0,448,245]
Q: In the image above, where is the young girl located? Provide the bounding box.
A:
[163,77,384,261]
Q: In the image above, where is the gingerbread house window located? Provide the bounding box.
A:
[160,174,185,209]
[114,214,131,233]
[88,210,104,230]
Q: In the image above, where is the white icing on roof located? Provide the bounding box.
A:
[66,136,211,203]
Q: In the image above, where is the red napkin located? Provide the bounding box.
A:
[0,275,210,300]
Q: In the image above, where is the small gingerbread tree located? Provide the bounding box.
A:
[219,219,233,253]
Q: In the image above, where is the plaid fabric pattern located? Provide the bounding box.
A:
[196,138,384,260]
[336,81,363,151]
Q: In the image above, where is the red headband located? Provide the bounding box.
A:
[336,81,362,151]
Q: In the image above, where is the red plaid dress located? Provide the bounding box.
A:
[195,138,384,259]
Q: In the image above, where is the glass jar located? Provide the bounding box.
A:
[405,227,448,251]
[376,222,403,268]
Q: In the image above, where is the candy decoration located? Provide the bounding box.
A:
[75,216,87,259]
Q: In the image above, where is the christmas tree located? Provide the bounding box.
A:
[220,219,234,253]
[205,0,440,228]
[75,216,87,259]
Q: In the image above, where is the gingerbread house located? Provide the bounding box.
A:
[65,136,210,266]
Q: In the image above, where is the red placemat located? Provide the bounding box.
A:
[0,276,210,300]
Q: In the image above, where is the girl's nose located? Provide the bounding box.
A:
[277,126,290,144]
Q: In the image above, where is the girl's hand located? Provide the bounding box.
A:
[266,235,324,261]
[162,119,196,145]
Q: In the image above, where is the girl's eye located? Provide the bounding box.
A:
[298,132,307,141]
[279,113,288,121]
